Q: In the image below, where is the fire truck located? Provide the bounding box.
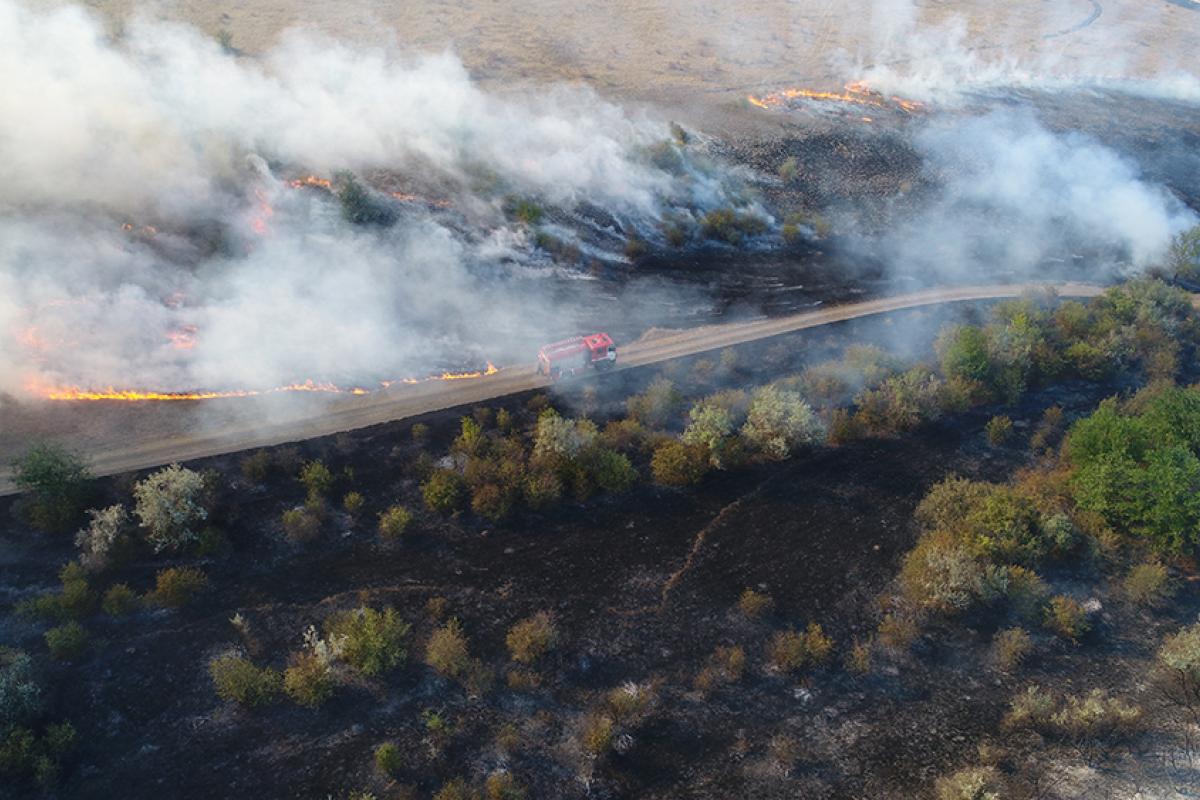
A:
[536,333,617,379]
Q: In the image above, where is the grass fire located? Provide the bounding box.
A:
[2,0,1200,799]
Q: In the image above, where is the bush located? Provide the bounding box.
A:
[44,622,87,661]
[522,470,562,510]
[281,507,321,542]
[283,651,334,707]
[411,423,430,443]
[132,464,208,552]
[532,413,598,460]
[240,451,271,483]
[699,207,768,245]
[0,651,42,731]
[505,612,558,665]
[12,443,92,534]
[209,654,281,706]
[580,713,615,757]
[1002,684,1057,731]
[768,630,807,673]
[933,766,1004,800]
[626,378,684,429]
[1157,623,1200,711]
[377,505,413,540]
[56,561,94,620]
[877,614,920,652]
[898,529,985,613]
[342,491,364,518]
[74,504,128,572]
[846,639,873,674]
[740,386,824,459]
[423,470,466,514]
[1044,595,1090,641]
[695,645,746,692]
[803,622,834,664]
[991,628,1033,672]
[485,770,525,800]
[737,588,774,618]
[426,618,471,678]
[101,584,138,616]
[1124,562,1175,607]
[150,567,207,609]
[337,172,396,226]
[325,606,410,676]
[471,483,513,521]
[299,460,333,500]
[650,440,709,486]
[374,742,403,776]
[1050,689,1142,740]
[434,777,480,800]
[985,415,1013,446]
[584,448,637,493]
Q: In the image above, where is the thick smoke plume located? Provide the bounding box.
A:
[0,0,736,399]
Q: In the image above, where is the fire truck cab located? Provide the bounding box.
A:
[536,333,617,379]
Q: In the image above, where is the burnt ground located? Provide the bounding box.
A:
[4,306,1198,799]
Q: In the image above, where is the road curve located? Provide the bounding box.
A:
[0,282,1105,496]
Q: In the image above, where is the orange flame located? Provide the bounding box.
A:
[30,363,500,402]
[748,82,923,114]
[289,175,334,190]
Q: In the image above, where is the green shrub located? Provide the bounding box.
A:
[1002,684,1057,731]
[299,460,333,500]
[434,777,480,800]
[1157,623,1200,710]
[471,483,513,521]
[584,447,637,493]
[522,470,562,510]
[283,651,334,707]
[342,491,365,517]
[55,561,94,620]
[1124,562,1174,607]
[336,172,396,226]
[985,415,1013,446]
[325,606,410,676]
[650,440,709,486]
[699,207,768,244]
[150,567,207,609]
[991,628,1033,672]
[101,584,138,616]
[737,588,774,618]
[505,612,558,665]
[605,682,654,724]
[132,464,208,552]
[44,622,87,661]
[1044,595,1090,641]
[374,742,403,776]
[426,618,471,678]
[12,443,92,534]
[1050,689,1142,740]
[898,529,985,613]
[377,505,413,539]
[209,654,281,706]
[74,504,128,572]
[423,470,466,514]
[240,451,272,483]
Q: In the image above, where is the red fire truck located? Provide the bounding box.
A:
[536,333,617,379]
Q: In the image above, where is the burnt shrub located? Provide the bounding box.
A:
[325,606,410,676]
[505,612,558,665]
[991,627,1033,672]
[694,645,746,693]
[209,654,281,706]
[149,567,207,609]
[423,470,466,514]
[11,443,92,535]
[580,713,615,757]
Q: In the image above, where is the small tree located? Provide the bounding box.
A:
[12,444,91,534]
[650,440,709,486]
[426,618,471,678]
[374,742,403,777]
[325,606,410,676]
[132,464,208,552]
[210,654,280,706]
[44,622,87,661]
[298,460,334,501]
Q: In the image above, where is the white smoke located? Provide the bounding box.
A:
[0,0,733,398]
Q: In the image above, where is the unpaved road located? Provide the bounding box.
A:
[0,282,1107,495]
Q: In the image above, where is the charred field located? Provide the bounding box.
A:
[6,299,1200,799]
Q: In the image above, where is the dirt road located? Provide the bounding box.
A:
[0,282,1107,495]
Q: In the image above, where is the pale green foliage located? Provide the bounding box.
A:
[899,529,985,612]
[1158,623,1200,679]
[532,412,597,460]
[377,505,412,539]
[325,607,410,676]
[1167,224,1200,277]
[740,386,823,459]
[74,504,127,571]
[1124,562,1174,607]
[133,464,208,552]
[682,401,736,465]
[209,653,280,706]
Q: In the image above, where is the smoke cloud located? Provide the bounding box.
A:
[0,0,741,399]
